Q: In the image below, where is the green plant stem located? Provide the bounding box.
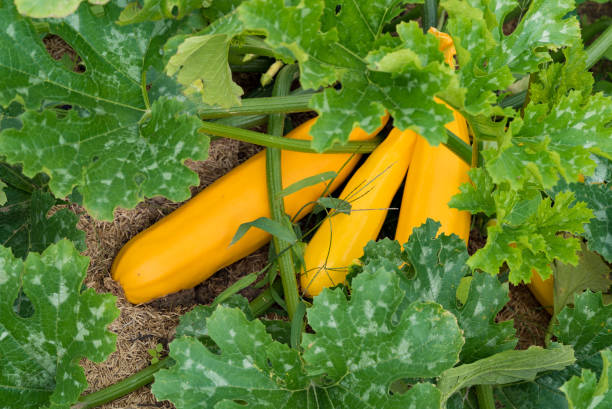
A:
[471,135,479,168]
[423,0,438,33]
[383,6,422,32]
[232,36,281,59]
[445,129,473,165]
[585,23,612,69]
[199,94,314,119]
[266,64,301,320]
[475,384,496,409]
[199,121,382,154]
[250,282,282,316]
[73,358,174,409]
[212,114,268,130]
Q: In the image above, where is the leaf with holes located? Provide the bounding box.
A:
[237,1,455,150]
[153,268,464,408]
[0,164,85,259]
[441,0,580,119]
[0,1,209,220]
[0,240,118,409]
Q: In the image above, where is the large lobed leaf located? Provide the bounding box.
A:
[362,219,517,363]
[0,1,209,220]
[153,268,464,408]
[452,168,594,283]
[0,240,118,409]
[237,0,455,150]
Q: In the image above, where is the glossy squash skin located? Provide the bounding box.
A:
[527,270,554,313]
[301,128,418,297]
[112,117,387,304]
[395,29,471,245]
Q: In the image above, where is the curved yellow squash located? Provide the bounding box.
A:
[112,117,386,304]
[301,128,418,297]
[395,29,471,245]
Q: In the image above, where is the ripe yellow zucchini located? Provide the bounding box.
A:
[395,29,471,245]
[301,128,418,297]
[527,270,554,313]
[112,117,386,304]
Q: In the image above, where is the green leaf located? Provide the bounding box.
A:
[495,369,573,409]
[237,1,454,150]
[561,350,612,409]
[553,242,611,315]
[484,90,612,191]
[469,191,593,283]
[554,291,612,364]
[397,219,516,363]
[14,0,110,18]
[166,32,244,108]
[0,2,209,220]
[449,168,496,216]
[0,180,6,205]
[231,217,297,245]
[553,179,612,262]
[315,197,352,214]
[0,240,119,409]
[117,0,205,25]
[153,269,463,408]
[278,171,337,198]
[442,0,580,117]
[0,164,85,259]
[439,345,575,403]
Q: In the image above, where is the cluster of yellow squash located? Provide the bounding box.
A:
[111,30,470,304]
[112,30,552,308]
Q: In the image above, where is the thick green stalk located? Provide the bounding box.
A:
[199,121,382,154]
[72,358,173,409]
[266,64,300,320]
[423,0,438,33]
[585,23,612,69]
[231,36,281,59]
[475,385,496,409]
[445,129,473,165]
[199,94,314,119]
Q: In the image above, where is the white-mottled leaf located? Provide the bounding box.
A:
[0,2,208,220]
[0,240,118,408]
[153,269,463,408]
[554,291,612,364]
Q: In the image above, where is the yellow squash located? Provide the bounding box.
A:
[301,128,418,297]
[527,270,554,313]
[395,29,471,245]
[112,117,386,304]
